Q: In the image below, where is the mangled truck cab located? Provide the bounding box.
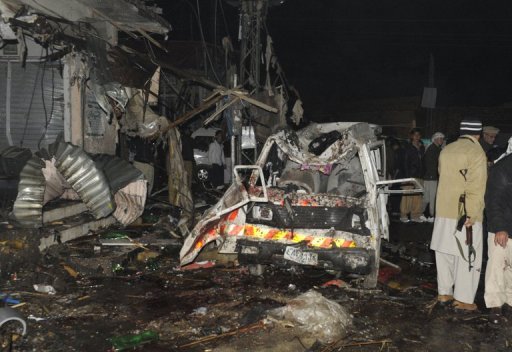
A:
[180,122,421,287]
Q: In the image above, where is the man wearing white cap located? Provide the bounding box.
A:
[430,119,487,311]
[422,132,445,222]
[480,126,500,154]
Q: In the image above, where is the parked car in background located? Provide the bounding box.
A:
[181,122,422,287]
[191,126,257,188]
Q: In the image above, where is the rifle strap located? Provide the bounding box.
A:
[454,229,469,262]
[453,228,476,264]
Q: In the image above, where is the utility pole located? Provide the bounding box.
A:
[238,0,268,92]
[226,0,281,170]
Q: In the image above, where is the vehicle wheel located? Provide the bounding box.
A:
[196,166,209,182]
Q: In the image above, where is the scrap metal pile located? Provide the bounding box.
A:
[11,142,147,228]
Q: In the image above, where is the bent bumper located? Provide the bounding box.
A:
[236,239,375,275]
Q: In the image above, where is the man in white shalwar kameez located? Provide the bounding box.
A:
[430,119,487,311]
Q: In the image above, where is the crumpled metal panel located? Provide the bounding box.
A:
[12,156,46,227]
[41,158,80,204]
[93,154,147,225]
[93,154,145,193]
[113,179,147,225]
[266,122,376,167]
[54,143,115,219]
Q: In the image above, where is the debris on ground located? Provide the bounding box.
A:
[268,289,352,344]
[109,330,159,351]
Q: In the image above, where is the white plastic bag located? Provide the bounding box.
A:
[268,289,351,344]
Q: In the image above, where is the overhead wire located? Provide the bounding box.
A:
[214,0,218,52]
[218,0,231,38]
[195,0,222,84]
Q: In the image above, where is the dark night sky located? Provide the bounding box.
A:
[156,1,512,117]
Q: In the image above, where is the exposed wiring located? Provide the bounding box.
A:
[218,0,231,38]
[38,48,56,150]
[19,47,43,147]
[214,0,218,53]
[194,0,222,84]
[39,48,48,149]
[173,0,223,84]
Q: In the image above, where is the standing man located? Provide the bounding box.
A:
[422,132,445,222]
[480,126,500,154]
[484,152,512,322]
[208,130,225,188]
[430,120,487,311]
[400,128,426,223]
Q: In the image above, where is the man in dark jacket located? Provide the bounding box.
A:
[400,128,426,222]
[484,153,512,322]
[422,132,445,221]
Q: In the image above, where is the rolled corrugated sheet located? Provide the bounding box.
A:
[54,143,115,219]
[113,179,148,225]
[42,158,79,204]
[12,156,46,227]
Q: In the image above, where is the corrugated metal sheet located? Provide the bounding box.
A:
[0,62,64,151]
[11,156,46,227]
[42,158,79,204]
[93,154,145,192]
[54,142,115,219]
[93,154,147,225]
[113,179,147,225]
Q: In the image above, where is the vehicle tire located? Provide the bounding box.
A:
[196,165,210,183]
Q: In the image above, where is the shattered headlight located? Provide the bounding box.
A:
[252,205,273,221]
[351,214,361,229]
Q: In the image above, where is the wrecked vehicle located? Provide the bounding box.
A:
[180,122,421,287]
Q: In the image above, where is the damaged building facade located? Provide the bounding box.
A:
[0,0,176,248]
[0,0,299,244]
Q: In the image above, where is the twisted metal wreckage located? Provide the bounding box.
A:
[180,122,422,287]
[0,0,291,246]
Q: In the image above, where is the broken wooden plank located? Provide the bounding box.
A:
[168,94,224,128]
[231,91,278,113]
[203,97,241,125]
[137,28,168,52]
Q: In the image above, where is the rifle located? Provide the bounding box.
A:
[456,194,477,271]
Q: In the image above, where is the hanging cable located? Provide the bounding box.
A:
[19,47,43,148]
[194,0,222,84]
[38,48,48,148]
[214,0,218,54]
[38,47,55,150]
[218,0,231,38]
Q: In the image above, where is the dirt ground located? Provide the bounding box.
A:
[1,218,511,352]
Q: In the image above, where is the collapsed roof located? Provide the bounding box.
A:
[0,0,170,36]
